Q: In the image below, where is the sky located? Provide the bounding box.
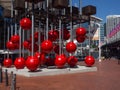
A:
[73,0,120,23]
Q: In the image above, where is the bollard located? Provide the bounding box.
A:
[5,69,9,86]
[11,74,16,90]
[10,71,13,88]
[0,63,3,83]
[10,71,13,82]
[118,59,120,64]
[10,71,13,90]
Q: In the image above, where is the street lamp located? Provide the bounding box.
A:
[96,23,101,62]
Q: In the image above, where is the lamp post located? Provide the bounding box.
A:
[97,23,101,62]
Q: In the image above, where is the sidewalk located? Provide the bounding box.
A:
[0,59,120,90]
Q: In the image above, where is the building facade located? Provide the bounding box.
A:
[106,15,120,43]
[101,15,120,58]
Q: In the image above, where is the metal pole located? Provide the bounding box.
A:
[61,24,64,54]
[22,1,26,57]
[79,0,82,15]
[88,19,91,56]
[0,63,3,83]
[70,0,73,41]
[11,74,16,90]
[5,69,9,86]
[15,10,18,35]
[79,0,82,27]
[11,0,14,36]
[79,0,83,54]
[10,71,13,89]
[7,25,10,59]
[38,21,41,53]
[59,19,62,55]
[38,3,42,53]
[31,2,35,56]
[98,23,101,62]
[46,0,49,40]
[19,27,22,57]
[69,0,75,58]
[4,19,7,60]
[22,30,25,57]
[25,1,29,51]
[59,10,62,55]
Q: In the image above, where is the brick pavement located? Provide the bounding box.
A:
[0,59,120,90]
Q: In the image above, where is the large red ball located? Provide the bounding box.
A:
[41,40,53,53]
[76,27,87,36]
[34,52,46,65]
[34,52,41,59]
[34,52,45,65]
[85,56,95,67]
[40,53,46,65]
[10,35,20,43]
[55,54,67,68]
[28,43,38,52]
[14,57,25,69]
[66,42,77,53]
[31,32,44,43]
[76,35,86,43]
[23,40,31,49]
[30,32,39,42]
[53,44,59,54]
[3,58,12,68]
[48,30,59,41]
[26,56,40,71]
[34,32,39,42]
[6,41,16,50]
[14,43,19,49]
[63,29,70,40]
[45,57,55,66]
[32,32,44,43]
[20,18,32,30]
[67,56,78,67]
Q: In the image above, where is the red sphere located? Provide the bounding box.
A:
[26,56,40,71]
[6,41,16,50]
[30,32,44,43]
[85,56,95,67]
[31,32,45,43]
[48,30,59,41]
[20,18,32,30]
[76,35,86,43]
[55,54,67,68]
[30,32,39,42]
[34,52,46,65]
[66,42,77,53]
[34,52,41,59]
[28,43,38,52]
[23,40,30,49]
[14,43,19,49]
[40,53,46,65]
[3,58,12,68]
[76,27,87,36]
[53,44,59,54]
[45,57,55,66]
[34,32,39,42]
[10,35,20,43]
[41,40,53,53]
[63,29,70,40]
[14,57,25,69]
[67,56,78,67]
